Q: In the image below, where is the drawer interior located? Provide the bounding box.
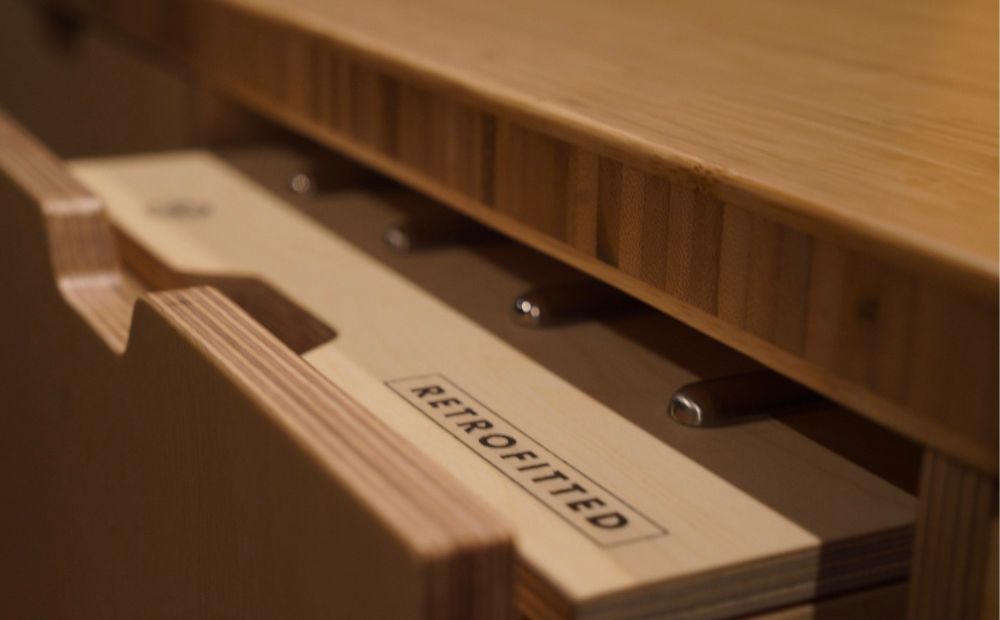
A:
[68,144,920,619]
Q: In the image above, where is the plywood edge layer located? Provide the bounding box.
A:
[0,108,512,619]
[70,3,998,472]
[516,533,911,620]
[574,526,913,619]
[750,582,908,620]
[132,287,515,619]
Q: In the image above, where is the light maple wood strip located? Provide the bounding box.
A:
[0,109,512,619]
[635,174,670,288]
[716,204,753,326]
[69,0,999,472]
[564,147,599,254]
[615,165,645,278]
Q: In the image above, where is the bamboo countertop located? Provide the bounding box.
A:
[237,0,998,288]
[79,0,998,471]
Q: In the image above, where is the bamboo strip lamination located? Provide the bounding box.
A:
[0,110,512,619]
[73,0,999,473]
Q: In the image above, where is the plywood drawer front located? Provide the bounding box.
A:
[0,111,511,620]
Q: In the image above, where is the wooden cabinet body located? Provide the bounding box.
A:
[0,1,995,618]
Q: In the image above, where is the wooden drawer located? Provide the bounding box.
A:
[0,112,917,619]
[0,112,511,620]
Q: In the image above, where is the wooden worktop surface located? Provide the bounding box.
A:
[238,0,996,286]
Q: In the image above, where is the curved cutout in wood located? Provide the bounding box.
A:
[0,108,512,620]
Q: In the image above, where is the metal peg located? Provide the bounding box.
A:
[669,371,827,427]
[511,281,642,327]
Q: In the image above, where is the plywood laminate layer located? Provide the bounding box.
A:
[0,108,511,620]
[73,0,999,471]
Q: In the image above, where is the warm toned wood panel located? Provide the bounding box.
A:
[0,109,511,619]
[93,0,997,278]
[66,0,999,472]
[908,451,998,620]
[72,0,998,282]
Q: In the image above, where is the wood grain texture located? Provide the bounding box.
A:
[0,109,512,619]
[73,148,920,619]
[65,0,999,472]
[752,583,907,620]
[113,225,336,354]
[908,450,998,620]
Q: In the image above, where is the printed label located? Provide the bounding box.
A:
[386,374,667,547]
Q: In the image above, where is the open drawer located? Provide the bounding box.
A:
[0,112,918,619]
[0,112,511,619]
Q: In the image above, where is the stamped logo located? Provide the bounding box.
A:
[386,374,667,547]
